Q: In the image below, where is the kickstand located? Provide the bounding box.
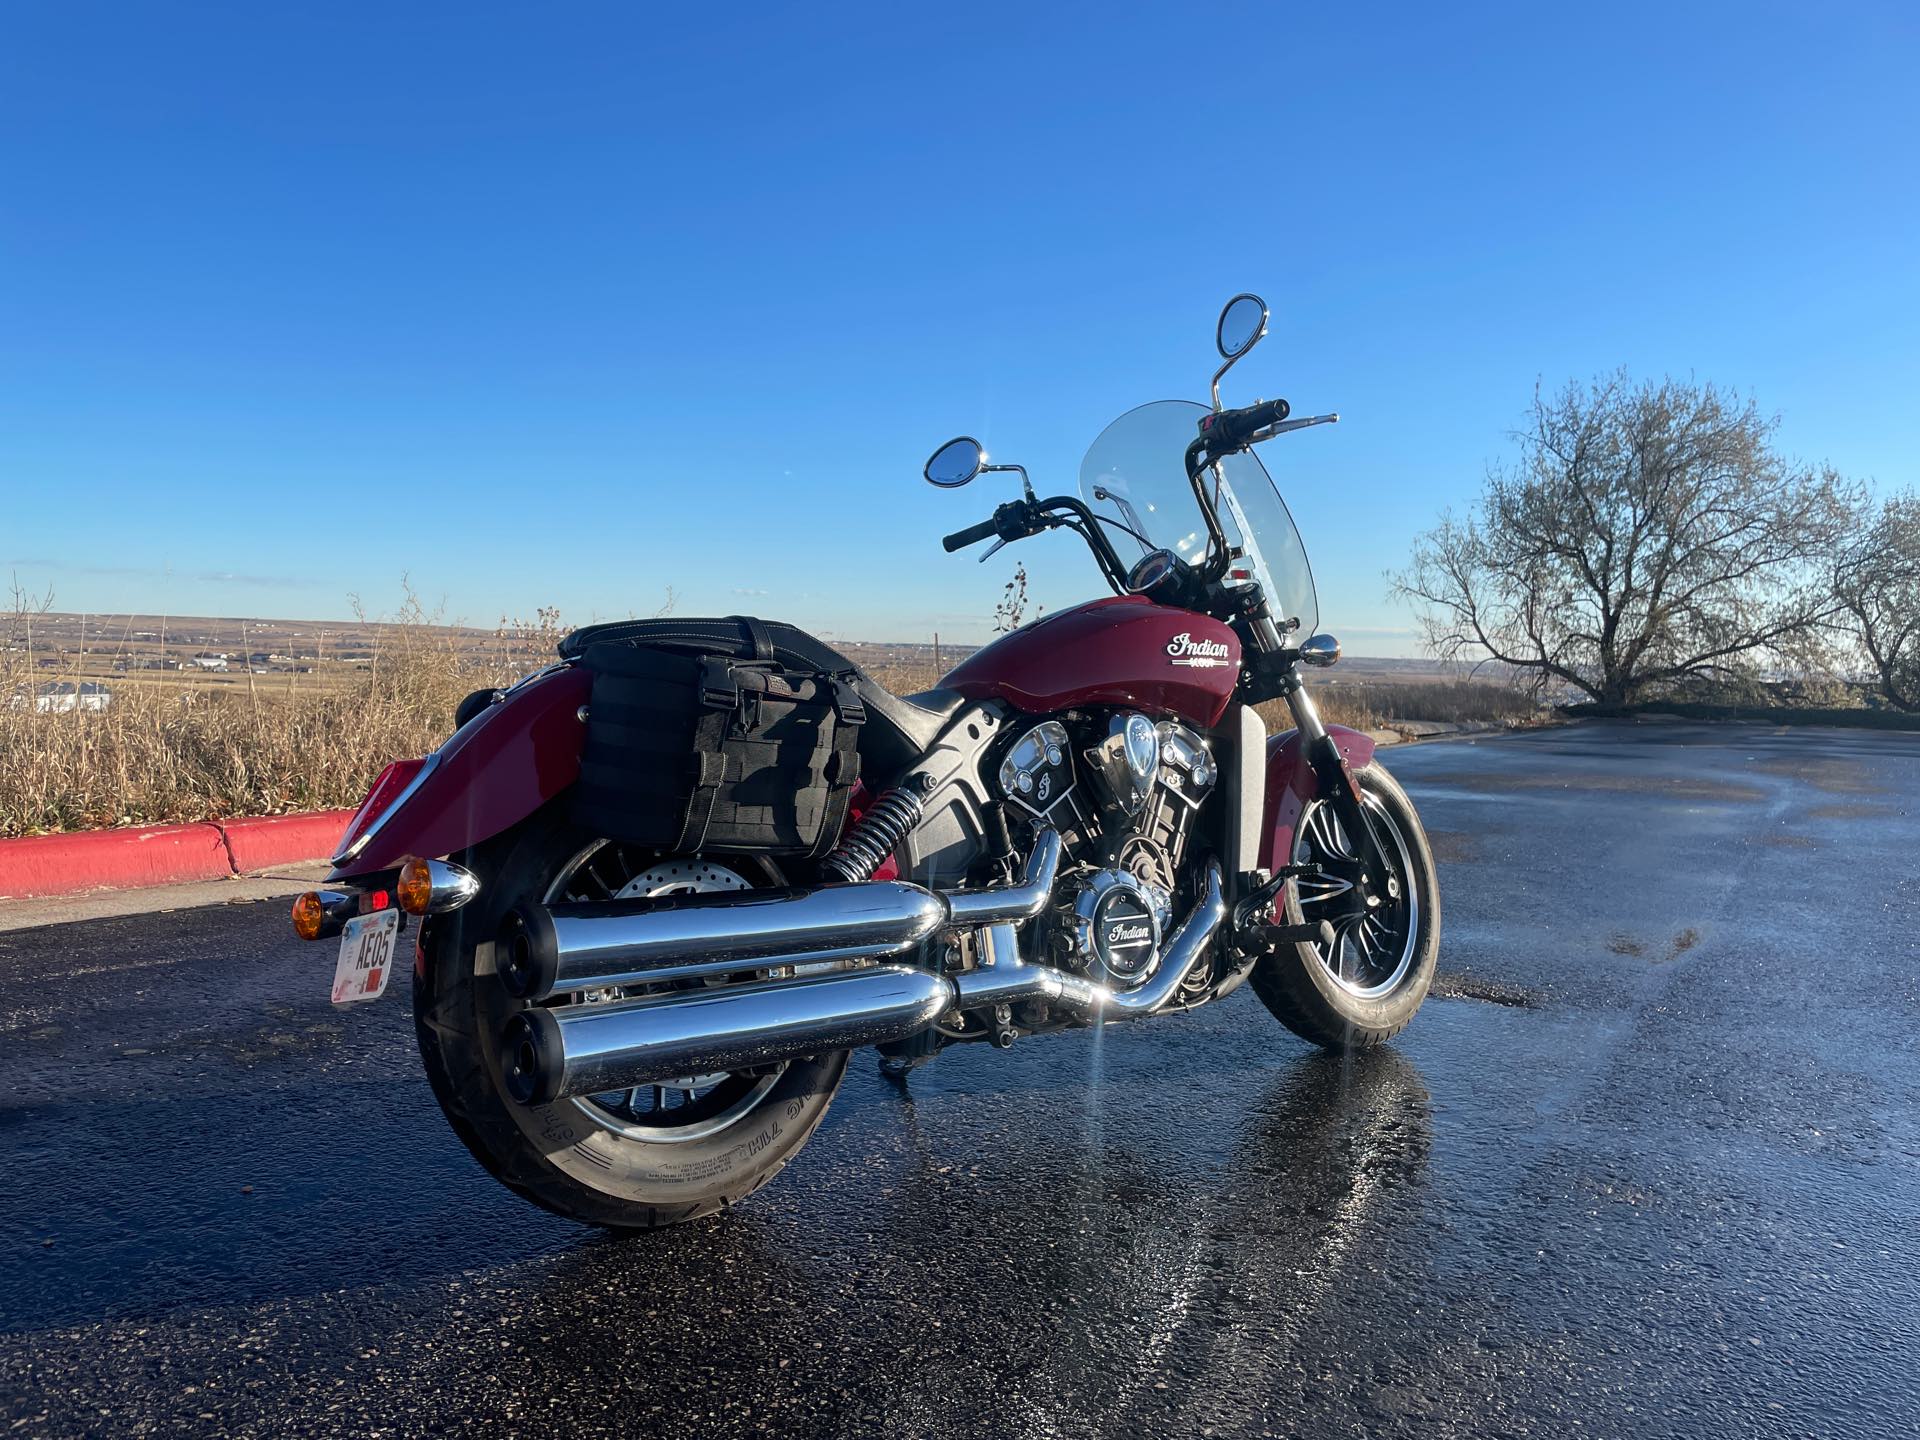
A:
[879,1052,933,1086]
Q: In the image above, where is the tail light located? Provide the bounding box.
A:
[333,755,433,865]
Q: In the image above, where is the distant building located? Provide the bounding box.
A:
[13,681,113,713]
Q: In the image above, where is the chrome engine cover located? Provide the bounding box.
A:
[1087,713,1162,816]
[1069,868,1171,989]
[997,720,1075,818]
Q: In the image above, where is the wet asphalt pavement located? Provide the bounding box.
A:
[2,720,1917,1438]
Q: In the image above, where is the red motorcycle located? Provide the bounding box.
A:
[293,294,1440,1230]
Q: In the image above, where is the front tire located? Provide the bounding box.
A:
[1249,760,1440,1050]
[412,808,848,1231]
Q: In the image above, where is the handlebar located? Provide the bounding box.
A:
[940,495,1132,590]
[942,516,1000,552]
[1200,397,1291,453]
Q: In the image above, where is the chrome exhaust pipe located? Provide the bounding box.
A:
[500,964,953,1104]
[944,827,1062,926]
[1055,861,1227,1018]
[499,881,950,999]
[951,862,1227,1019]
[498,829,1062,1000]
[494,846,1222,1111]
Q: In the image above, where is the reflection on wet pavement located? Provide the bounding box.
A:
[2,722,1918,1437]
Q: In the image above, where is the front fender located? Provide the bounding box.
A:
[328,666,590,880]
[1259,724,1376,872]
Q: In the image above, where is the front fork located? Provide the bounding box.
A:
[1283,674,1394,906]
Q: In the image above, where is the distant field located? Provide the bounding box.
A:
[2,610,1537,836]
[7,610,558,703]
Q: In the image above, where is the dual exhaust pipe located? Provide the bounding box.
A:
[496,829,1062,1001]
[498,832,1228,1107]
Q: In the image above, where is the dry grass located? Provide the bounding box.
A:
[1,591,560,837]
[1298,679,1543,733]
[3,604,1537,837]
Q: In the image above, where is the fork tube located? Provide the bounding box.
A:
[1286,673,1330,744]
[1283,669,1387,894]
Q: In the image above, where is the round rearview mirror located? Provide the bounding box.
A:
[1216,293,1269,360]
[925,436,985,489]
[1299,633,1341,667]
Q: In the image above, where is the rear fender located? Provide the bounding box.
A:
[1259,725,1376,872]
[328,666,590,880]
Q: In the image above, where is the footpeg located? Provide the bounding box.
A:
[1259,919,1337,948]
[1232,864,1331,938]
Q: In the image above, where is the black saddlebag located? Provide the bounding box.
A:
[566,616,866,859]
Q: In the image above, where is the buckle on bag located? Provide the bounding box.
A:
[699,658,739,710]
[830,676,867,726]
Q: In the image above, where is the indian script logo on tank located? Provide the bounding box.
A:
[1166,632,1231,668]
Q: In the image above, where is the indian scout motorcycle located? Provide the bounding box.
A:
[291,294,1441,1229]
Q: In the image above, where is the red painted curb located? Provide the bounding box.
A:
[0,809,358,901]
[222,811,354,875]
[0,822,233,900]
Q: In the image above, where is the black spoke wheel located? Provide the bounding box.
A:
[412,806,848,1231]
[545,850,792,1145]
[1292,792,1421,999]
[1249,759,1440,1050]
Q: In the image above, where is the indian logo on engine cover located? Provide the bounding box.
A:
[1091,886,1156,979]
[1166,631,1231,668]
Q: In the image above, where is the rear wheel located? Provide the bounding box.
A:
[1249,760,1440,1050]
[413,808,848,1231]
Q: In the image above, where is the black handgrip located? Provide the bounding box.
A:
[943,517,999,552]
[1202,397,1291,451]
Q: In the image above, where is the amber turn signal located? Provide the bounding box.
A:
[395,856,434,917]
[291,891,327,941]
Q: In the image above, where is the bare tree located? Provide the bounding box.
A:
[1833,492,1920,711]
[1394,373,1859,705]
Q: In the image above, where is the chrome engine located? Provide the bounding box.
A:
[995,712,1217,991]
[498,710,1231,1107]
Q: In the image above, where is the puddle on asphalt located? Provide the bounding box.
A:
[1750,754,1891,797]
[1430,971,1539,1008]
[1605,927,1702,963]
[1415,772,1768,804]
[1805,802,1898,821]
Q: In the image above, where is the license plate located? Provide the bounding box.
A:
[331,908,401,1005]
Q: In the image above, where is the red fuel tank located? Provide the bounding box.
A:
[941,596,1240,728]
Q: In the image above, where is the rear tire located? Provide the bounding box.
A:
[412,807,848,1231]
[1249,760,1440,1051]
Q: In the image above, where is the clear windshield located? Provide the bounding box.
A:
[1079,400,1319,633]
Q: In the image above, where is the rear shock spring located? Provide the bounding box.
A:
[821,785,926,883]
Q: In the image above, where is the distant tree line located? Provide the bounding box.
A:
[1394,371,1919,712]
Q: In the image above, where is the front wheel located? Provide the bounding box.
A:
[412,808,848,1231]
[1249,759,1440,1050]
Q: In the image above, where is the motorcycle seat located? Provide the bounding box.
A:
[856,681,968,766]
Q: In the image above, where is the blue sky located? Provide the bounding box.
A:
[2,2,1914,653]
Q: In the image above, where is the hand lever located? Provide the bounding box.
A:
[1254,412,1340,441]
